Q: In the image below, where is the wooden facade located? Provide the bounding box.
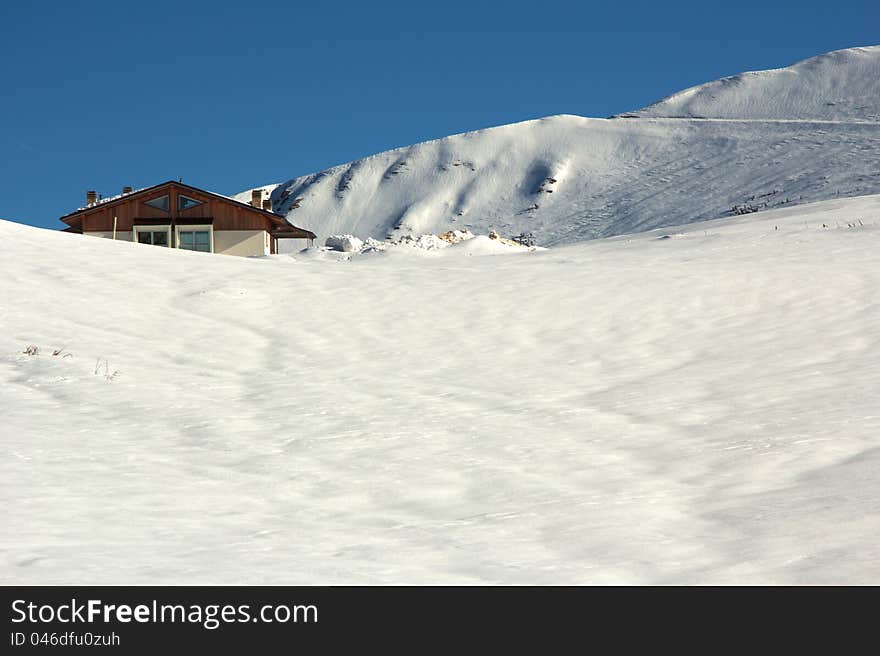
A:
[60,180,315,255]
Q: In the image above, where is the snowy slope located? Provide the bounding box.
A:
[254,46,880,246]
[623,45,880,120]
[3,194,880,584]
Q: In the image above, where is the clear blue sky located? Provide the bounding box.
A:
[1,0,877,229]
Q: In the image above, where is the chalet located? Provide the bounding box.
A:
[59,180,316,256]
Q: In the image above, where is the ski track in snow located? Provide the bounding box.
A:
[2,194,880,583]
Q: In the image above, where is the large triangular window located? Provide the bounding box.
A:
[178,195,203,211]
[144,195,170,212]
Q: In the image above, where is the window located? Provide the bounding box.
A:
[135,228,170,246]
[178,230,211,252]
[178,194,203,211]
[144,195,170,212]
[174,224,213,253]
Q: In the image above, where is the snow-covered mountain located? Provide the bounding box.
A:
[622,45,880,120]
[250,46,880,246]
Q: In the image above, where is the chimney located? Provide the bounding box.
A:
[251,190,262,208]
[86,190,98,205]
[262,199,272,212]
[122,186,133,195]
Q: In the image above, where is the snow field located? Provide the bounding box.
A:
[2,194,880,583]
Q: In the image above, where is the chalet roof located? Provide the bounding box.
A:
[59,180,315,239]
